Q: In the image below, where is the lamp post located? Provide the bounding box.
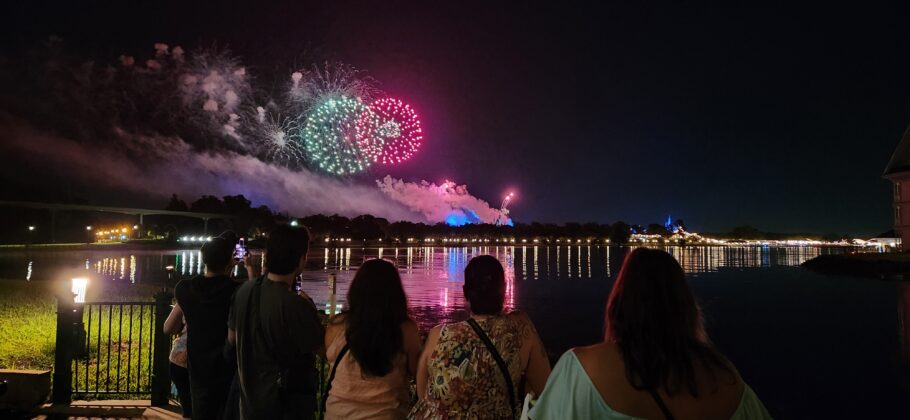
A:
[165,265,175,286]
[71,277,88,359]
[71,277,88,304]
[27,225,35,247]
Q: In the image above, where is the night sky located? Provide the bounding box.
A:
[4,1,910,235]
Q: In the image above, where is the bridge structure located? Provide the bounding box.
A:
[0,200,234,242]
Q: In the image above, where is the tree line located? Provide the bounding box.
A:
[161,194,689,244]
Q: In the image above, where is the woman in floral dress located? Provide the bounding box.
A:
[410,255,551,419]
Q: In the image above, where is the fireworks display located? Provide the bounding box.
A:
[28,43,427,175]
[302,96,383,175]
[253,112,305,167]
[289,62,380,113]
[0,41,522,226]
[356,98,423,165]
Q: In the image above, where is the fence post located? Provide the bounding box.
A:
[151,289,173,407]
[51,290,75,404]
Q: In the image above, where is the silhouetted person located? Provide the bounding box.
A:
[229,225,324,420]
[531,248,771,419]
[163,303,191,419]
[174,234,241,420]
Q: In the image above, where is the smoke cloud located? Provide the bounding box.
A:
[377,176,508,225]
[0,118,420,220]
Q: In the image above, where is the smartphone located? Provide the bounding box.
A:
[233,238,247,262]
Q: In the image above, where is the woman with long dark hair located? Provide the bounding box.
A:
[323,258,421,419]
[530,248,771,419]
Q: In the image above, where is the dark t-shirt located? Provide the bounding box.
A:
[229,276,324,419]
[174,274,240,418]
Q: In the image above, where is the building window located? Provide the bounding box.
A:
[896,182,902,202]
[897,205,902,225]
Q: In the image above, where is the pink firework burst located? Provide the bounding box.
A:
[356,98,423,165]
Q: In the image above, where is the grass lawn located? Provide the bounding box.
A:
[0,280,162,371]
[0,281,57,369]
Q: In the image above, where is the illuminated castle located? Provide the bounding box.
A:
[883,125,910,249]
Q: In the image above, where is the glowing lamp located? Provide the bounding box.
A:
[86,226,92,231]
[290,220,299,227]
[28,226,35,231]
[71,277,88,304]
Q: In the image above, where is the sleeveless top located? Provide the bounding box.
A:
[325,326,410,420]
[530,351,773,420]
[410,315,524,420]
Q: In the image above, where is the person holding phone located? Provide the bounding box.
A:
[174,232,242,419]
[228,225,325,420]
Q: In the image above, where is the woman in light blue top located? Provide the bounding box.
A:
[531,248,772,420]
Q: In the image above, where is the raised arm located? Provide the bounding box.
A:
[163,303,184,335]
[243,253,259,279]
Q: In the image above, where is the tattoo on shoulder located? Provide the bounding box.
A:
[518,316,541,344]
[516,315,547,359]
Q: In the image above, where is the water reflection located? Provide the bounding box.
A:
[6,245,856,300]
[291,245,859,326]
[663,245,837,273]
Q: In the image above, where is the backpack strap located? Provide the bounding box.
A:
[646,387,675,420]
[247,276,286,386]
[466,318,516,419]
[320,343,350,412]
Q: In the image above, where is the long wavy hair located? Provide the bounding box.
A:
[606,248,733,397]
[344,258,409,377]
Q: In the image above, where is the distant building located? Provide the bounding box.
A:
[883,126,910,249]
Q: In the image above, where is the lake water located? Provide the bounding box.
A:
[1,245,907,418]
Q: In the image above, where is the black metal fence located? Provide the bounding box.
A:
[50,286,332,412]
[52,290,172,405]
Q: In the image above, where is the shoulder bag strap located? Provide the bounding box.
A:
[646,387,675,420]
[466,318,517,419]
[321,343,350,412]
[248,277,283,373]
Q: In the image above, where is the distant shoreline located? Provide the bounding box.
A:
[0,240,871,253]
